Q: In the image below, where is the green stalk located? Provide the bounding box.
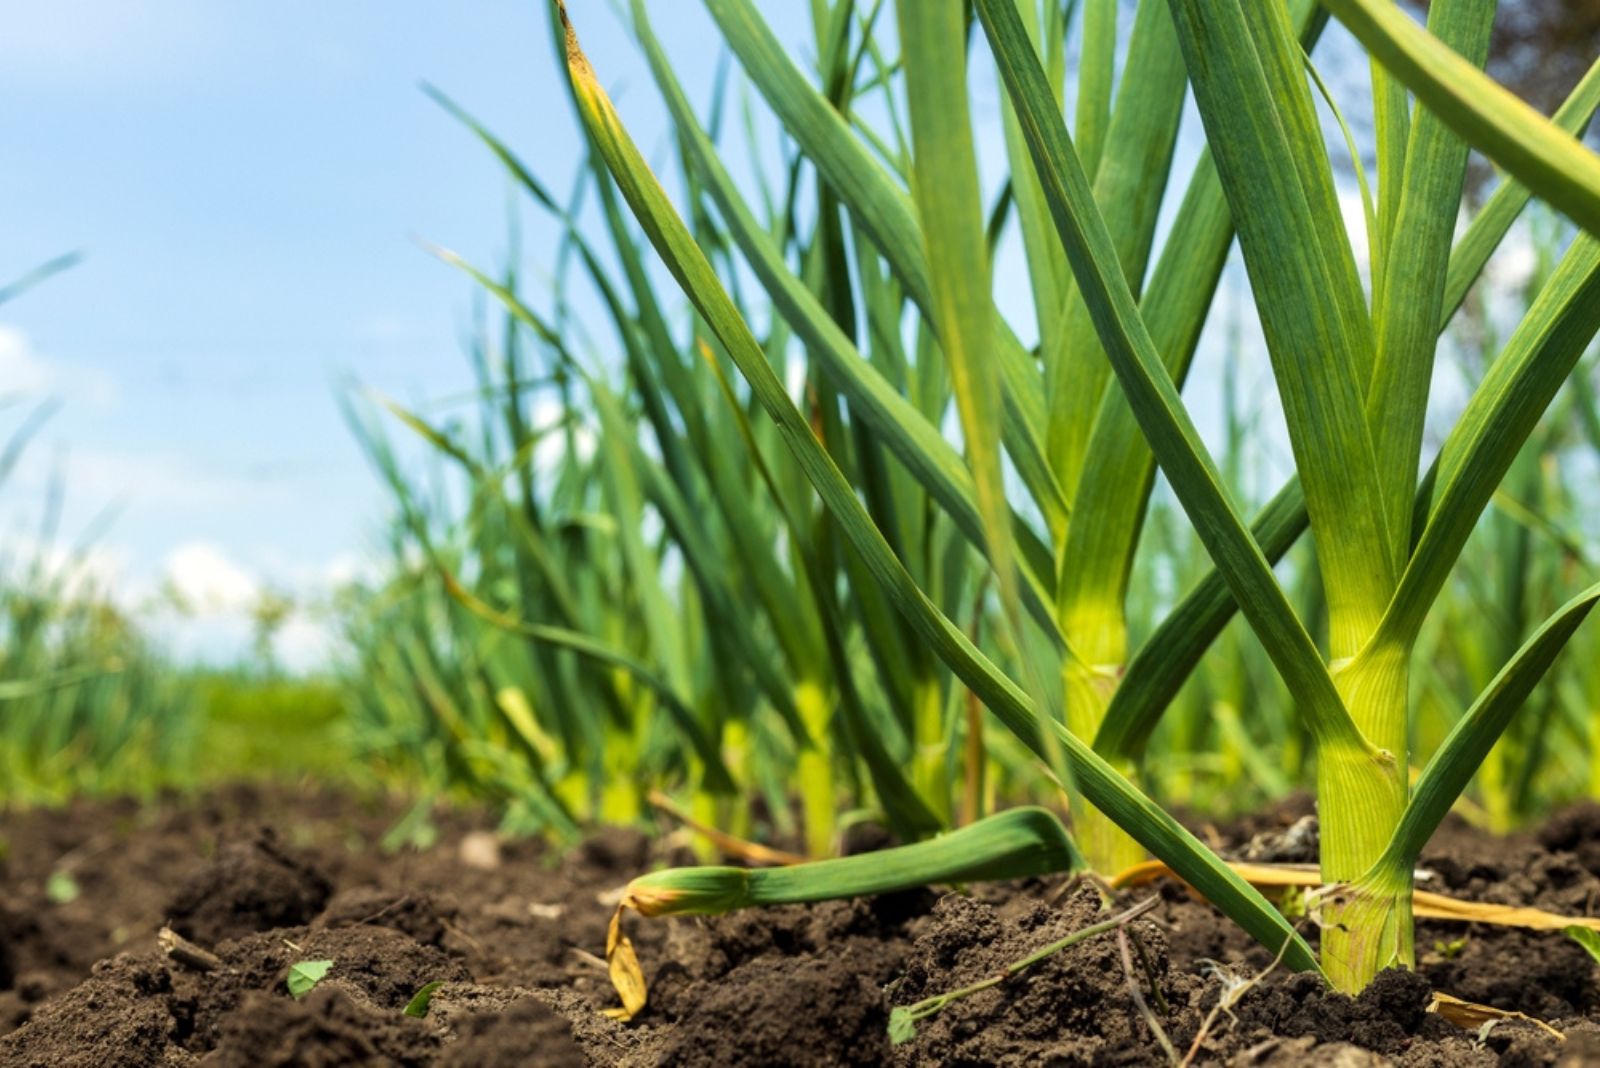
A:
[1319,641,1412,990]
[560,0,1319,972]
[1062,635,1142,875]
[624,806,1083,917]
[794,679,837,858]
[910,672,951,826]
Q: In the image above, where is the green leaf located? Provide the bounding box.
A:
[1440,57,1600,327]
[1059,0,1326,700]
[629,807,1084,912]
[1565,926,1600,966]
[693,335,943,838]
[1371,583,1600,876]
[1094,55,1598,763]
[403,980,446,1018]
[441,573,738,794]
[1048,0,1190,506]
[1323,0,1600,237]
[976,0,1365,755]
[1095,479,1308,763]
[556,0,1321,976]
[1075,0,1117,180]
[896,0,1011,622]
[1365,0,1495,558]
[897,0,1073,821]
[287,960,334,1000]
[888,1006,918,1045]
[1379,234,1600,648]
[0,664,114,703]
[590,383,693,697]
[699,0,1068,532]
[45,869,80,905]
[626,0,1061,640]
[1165,0,1393,659]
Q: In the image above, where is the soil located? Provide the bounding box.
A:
[4,785,1600,1066]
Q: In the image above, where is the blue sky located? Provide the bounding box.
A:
[1,1,817,664]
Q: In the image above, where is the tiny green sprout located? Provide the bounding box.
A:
[1433,937,1468,960]
[46,870,80,905]
[286,960,335,999]
[1278,885,1308,921]
[1563,926,1600,964]
[403,981,445,1018]
[887,1006,918,1046]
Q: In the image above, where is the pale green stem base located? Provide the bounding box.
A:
[795,681,836,858]
[1074,792,1148,876]
[1321,645,1412,993]
[911,675,951,827]
[1317,866,1414,994]
[1063,654,1144,875]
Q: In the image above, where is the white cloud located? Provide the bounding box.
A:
[0,325,54,395]
[530,394,595,473]
[0,534,130,602]
[145,543,365,669]
[0,324,119,408]
[318,551,381,590]
[274,615,339,674]
[163,540,259,614]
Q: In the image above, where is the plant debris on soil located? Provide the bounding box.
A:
[4,786,1600,1066]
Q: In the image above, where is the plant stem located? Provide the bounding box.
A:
[1118,926,1178,1065]
[911,673,950,826]
[1062,651,1144,875]
[795,680,837,858]
[1320,642,1412,992]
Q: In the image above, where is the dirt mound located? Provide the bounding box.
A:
[1233,968,1445,1055]
[0,952,177,1068]
[316,888,451,947]
[654,949,890,1067]
[435,995,584,1068]
[886,887,1205,1065]
[164,827,332,945]
[202,985,439,1067]
[1538,802,1600,880]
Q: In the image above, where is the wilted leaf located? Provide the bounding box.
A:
[604,904,647,1021]
[1115,860,1600,933]
[1428,991,1564,1039]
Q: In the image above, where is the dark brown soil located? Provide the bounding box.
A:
[3,785,1599,1066]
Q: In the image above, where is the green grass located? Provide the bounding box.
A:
[188,671,355,786]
